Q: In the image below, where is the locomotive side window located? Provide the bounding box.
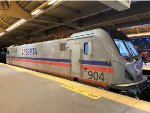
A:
[60,43,66,51]
[84,42,88,55]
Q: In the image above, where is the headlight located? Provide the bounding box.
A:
[125,70,134,81]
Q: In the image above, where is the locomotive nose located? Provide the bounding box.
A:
[125,59,143,82]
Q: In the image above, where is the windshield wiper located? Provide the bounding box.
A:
[124,42,138,60]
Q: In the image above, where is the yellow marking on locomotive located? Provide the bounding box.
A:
[1,63,150,112]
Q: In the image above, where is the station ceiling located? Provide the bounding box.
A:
[0,1,150,48]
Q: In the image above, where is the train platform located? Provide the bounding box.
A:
[143,63,150,71]
[0,63,150,113]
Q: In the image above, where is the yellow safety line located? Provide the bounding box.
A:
[143,63,150,71]
[143,67,150,70]
[1,63,150,112]
[62,84,101,99]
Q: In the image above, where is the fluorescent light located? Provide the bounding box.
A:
[48,0,57,5]
[127,32,150,37]
[0,32,5,37]
[6,19,26,32]
[31,9,43,16]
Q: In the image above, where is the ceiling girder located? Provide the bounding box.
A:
[58,4,81,14]
[6,2,150,45]
[0,1,10,10]
[82,2,150,28]
[134,15,141,21]
[0,1,31,19]
[34,14,62,24]
[14,29,34,32]
[116,18,150,28]
[0,18,10,26]
[25,22,47,28]
[0,27,5,32]
[32,0,65,19]
[1,1,150,48]
[66,2,150,29]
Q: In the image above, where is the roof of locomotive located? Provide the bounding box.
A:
[8,28,129,48]
[70,28,104,38]
[8,28,102,48]
[70,28,129,41]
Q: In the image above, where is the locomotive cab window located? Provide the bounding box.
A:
[84,42,88,55]
[114,39,129,56]
[60,43,66,51]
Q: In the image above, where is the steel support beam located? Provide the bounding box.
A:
[0,27,5,32]
[66,2,150,29]
[58,4,81,14]
[25,22,47,28]
[0,1,10,10]
[32,0,65,19]
[34,15,63,24]
[81,2,150,28]
[0,1,31,19]
[0,18,10,27]
[116,18,150,29]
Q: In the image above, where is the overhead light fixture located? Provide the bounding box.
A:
[127,32,150,37]
[48,0,57,5]
[31,9,43,16]
[0,32,5,37]
[6,19,26,32]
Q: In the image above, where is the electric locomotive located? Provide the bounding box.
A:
[6,29,150,98]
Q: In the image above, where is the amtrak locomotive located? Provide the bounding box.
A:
[6,29,150,98]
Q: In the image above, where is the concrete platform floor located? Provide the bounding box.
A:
[0,63,150,113]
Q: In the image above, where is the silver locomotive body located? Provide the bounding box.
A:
[6,29,148,94]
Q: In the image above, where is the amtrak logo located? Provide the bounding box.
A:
[133,64,140,75]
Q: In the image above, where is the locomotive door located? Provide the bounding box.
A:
[7,49,11,64]
[69,40,81,78]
